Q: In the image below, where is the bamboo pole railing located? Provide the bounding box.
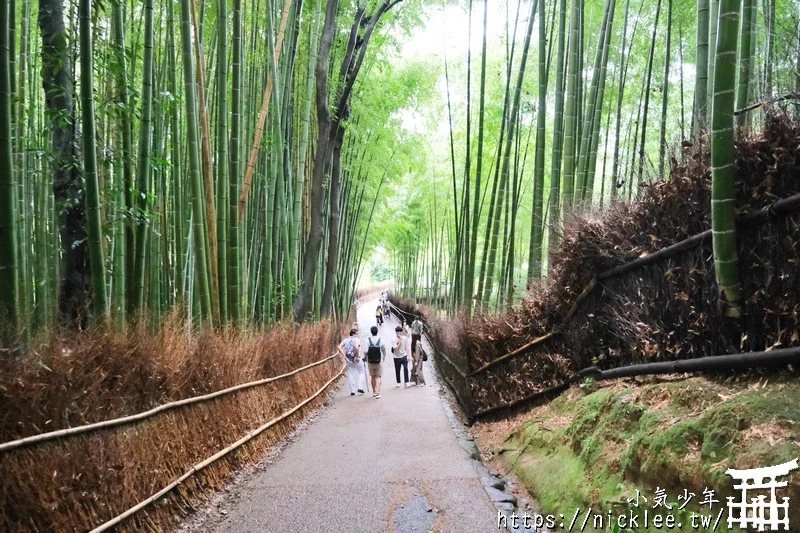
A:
[89,363,345,532]
[0,354,339,454]
[473,346,800,420]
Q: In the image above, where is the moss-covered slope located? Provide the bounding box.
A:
[486,376,800,532]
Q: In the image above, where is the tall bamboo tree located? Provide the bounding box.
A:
[693,0,710,134]
[0,0,18,335]
[547,0,568,253]
[711,0,743,316]
[132,0,155,315]
[79,0,108,320]
[526,0,546,282]
[179,0,213,320]
[735,0,754,129]
[561,0,581,203]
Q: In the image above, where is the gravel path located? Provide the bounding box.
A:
[201,299,496,532]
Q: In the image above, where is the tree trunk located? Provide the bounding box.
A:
[294,0,402,321]
[40,0,91,325]
[320,127,344,317]
[292,0,337,321]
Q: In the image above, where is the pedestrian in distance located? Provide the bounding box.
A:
[375,305,384,325]
[365,325,387,398]
[338,328,365,396]
[410,317,424,357]
[411,339,426,386]
[392,325,411,388]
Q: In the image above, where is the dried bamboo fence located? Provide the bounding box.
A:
[392,191,800,423]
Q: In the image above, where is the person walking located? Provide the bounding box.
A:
[392,325,411,388]
[411,340,426,386]
[375,305,384,326]
[338,328,364,396]
[410,317,424,356]
[365,325,387,398]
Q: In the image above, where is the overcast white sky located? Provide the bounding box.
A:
[401,2,516,62]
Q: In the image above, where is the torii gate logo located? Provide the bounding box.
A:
[726,458,799,531]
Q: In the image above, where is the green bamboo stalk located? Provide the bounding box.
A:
[693,0,710,135]
[132,0,155,315]
[459,0,473,309]
[527,0,547,283]
[711,0,742,316]
[466,0,488,313]
[547,0,568,256]
[215,0,228,322]
[111,0,134,315]
[583,0,617,202]
[227,0,243,323]
[658,0,672,178]
[735,0,753,129]
[637,0,663,184]
[477,0,519,309]
[484,0,536,310]
[763,0,775,96]
[179,0,212,321]
[575,0,613,200]
[562,0,581,204]
[0,0,19,336]
[708,0,719,108]
[79,0,108,321]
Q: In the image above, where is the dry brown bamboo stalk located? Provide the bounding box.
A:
[237,0,293,223]
[89,363,345,533]
[470,333,555,376]
[470,279,597,376]
[0,354,339,454]
[190,0,220,317]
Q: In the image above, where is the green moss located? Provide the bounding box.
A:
[500,378,800,532]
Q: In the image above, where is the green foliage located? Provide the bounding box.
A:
[369,259,393,282]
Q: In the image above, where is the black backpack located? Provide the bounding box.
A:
[367,337,382,364]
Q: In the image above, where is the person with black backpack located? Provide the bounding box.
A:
[365,325,387,399]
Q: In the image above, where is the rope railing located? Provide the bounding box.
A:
[0,353,339,454]
[89,363,346,532]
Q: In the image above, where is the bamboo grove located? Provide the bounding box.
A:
[386,0,800,316]
[0,0,419,346]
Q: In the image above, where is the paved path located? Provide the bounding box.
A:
[208,299,496,532]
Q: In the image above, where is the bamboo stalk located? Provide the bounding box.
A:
[190,0,220,319]
[237,0,292,223]
[474,346,800,420]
